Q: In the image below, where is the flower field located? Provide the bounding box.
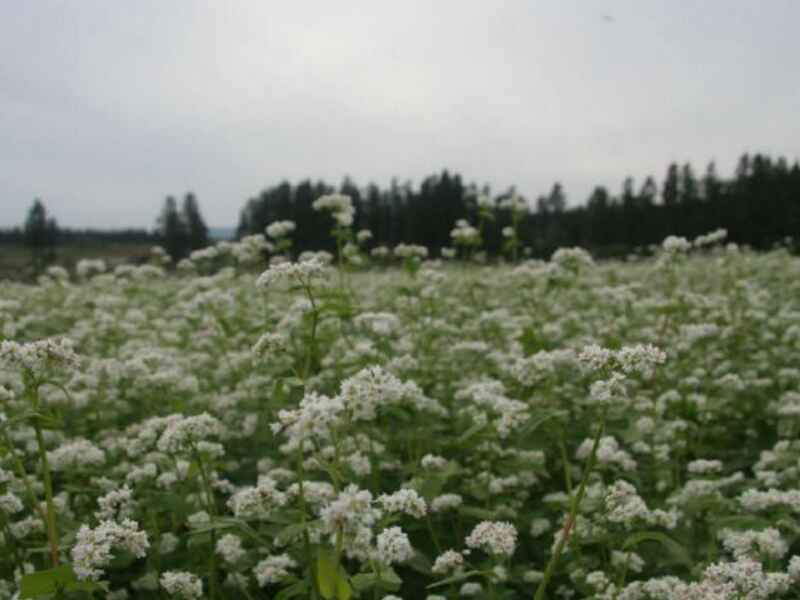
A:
[2,222,800,599]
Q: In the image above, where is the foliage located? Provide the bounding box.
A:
[2,224,800,599]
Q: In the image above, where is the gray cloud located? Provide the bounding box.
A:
[1,0,799,228]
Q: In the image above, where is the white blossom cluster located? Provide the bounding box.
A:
[265,220,296,239]
[71,519,150,580]
[312,193,355,226]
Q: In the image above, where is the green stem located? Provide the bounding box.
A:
[27,380,60,568]
[193,450,219,600]
[301,283,320,379]
[558,431,573,494]
[296,442,319,600]
[533,413,606,600]
[1,428,48,527]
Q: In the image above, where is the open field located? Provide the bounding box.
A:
[0,243,152,282]
[2,234,800,599]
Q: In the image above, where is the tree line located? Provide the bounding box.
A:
[237,152,800,258]
[7,151,800,273]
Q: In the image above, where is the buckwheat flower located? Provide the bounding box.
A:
[228,478,288,518]
[216,533,245,564]
[431,493,463,513]
[432,549,464,574]
[393,244,428,259]
[0,338,79,372]
[604,480,651,526]
[611,550,645,573]
[465,521,517,557]
[253,554,297,587]
[313,193,355,226]
[615,344,667,376]
[450,221,481,245]
[529,518,551,538]
[357,229,373,243]
[421,454,448,470]
[577,436,636,471]
[739,488,800,513]
[160,571,203,599]
[377,489,427,518]
[788,556,800,582]
[0,492,23,514]
[588,373,628,407]
[693,228,727,247]
[186,511,210,528]
[346,451,372,476]
[160,533,179,554]
[156,413,223,454]
[48,439,105,471]
[719,527,788,560]
[320,484,380,538]
[72,519,150,581]
[256,257,328,288]
[10,515,44,539]
[460,582,483,596]
[265,220,296,239]
[339,366,424,422]
[688,459,723,475]
[375,526,414,564]
[662,235,691,254]
[578,344,614,372]
[252,332,289,356]
[95,485,135,521]
[551,247,594,271]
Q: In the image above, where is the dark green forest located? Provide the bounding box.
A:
[5,152,800,264]
[237,153,800,258]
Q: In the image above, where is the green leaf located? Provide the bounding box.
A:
[351,568,402,593]
[459,505,496,520]
[426,570,482,589]
[622,531,692,567]
[275,580,310,600]
[20,564,103,598]
[457,422,486,444]
[316,550,352,600]
[275,522,307,546]
[520,409,569,435]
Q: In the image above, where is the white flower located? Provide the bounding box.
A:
[95,486,135,521]
[377,489,427,518]
[48,439,105,471]
[228,478,288,518]
[156,413,223,454]
[265,220,296,239]
[375,526,414,564]
[215,534,245,564]
[160,571,203,599]
[432,549,464,574]
[0,338,79,372]
[313,193,355,226]
[256,257,328,288]
[253,554,297,587]
[465,521,517,557]
[72,519,150,581]
[431,494,463,513]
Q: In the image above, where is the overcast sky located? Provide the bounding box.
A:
[1,1,798,229]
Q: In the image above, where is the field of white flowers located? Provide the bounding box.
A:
[2,207,800,599]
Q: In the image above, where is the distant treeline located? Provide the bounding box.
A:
[238,152,800,258]
[0,227,156,245]
[6,152,800,265]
